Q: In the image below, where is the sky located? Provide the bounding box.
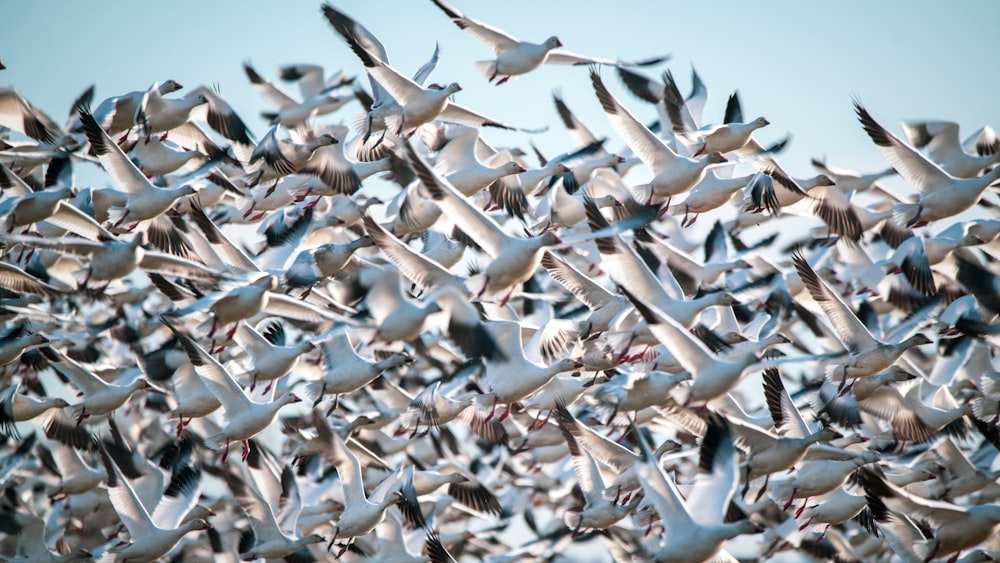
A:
[3,0,999,194]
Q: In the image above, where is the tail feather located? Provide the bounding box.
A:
[475,60,498,81]
[892,202,920,226]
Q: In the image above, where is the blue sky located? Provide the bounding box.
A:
[4,1,999,189]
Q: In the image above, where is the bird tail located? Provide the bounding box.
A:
[203,433,226,451]
[892,202,920,226]
[475,60,498,81]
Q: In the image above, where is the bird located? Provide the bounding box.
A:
[311,408,406,556]
[161,317,302,463]
[95,443,212,563]
[855,100,1000,227]
[0,380,69,439]
[792,250,931,383]
[590,69,728,206]
[635,414,762,562]
[429,0,666,84]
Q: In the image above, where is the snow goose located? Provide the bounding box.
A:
[306,327,412,407]
[0,259,74,297]
[78,109,197,228]
[0,510,93,562]
[0,322,48,369]
[0,87,64,145]
[854,101,1000,227]
[556,405,641,533]
[404,139,652,304]
[312,408,405,555]
[243,61,352,128]
[233,458,326,560]
[539,251,630,336]
[278,63,349,100]
[165,273,351,345]
[900,119,1000,178]
[92,79,183,137]
[0,231,227,288]
[858,377,973,443]
[403,379,508,444]
[432,123,525,197]
[321,4,446,144]
[232,320,315,392]
[429,0,666,84]
[134,88,208,142]
[161,317,302,463]
[857,466,1000,562]
[670,169,754,227]
[0,163,109,238]
[810,156,896,194]
[586,206,738,328]
[554,403,679,496]
[327,6,518,137]
[96,444,212,563]
[0,380,69,439]
[243,125,338,188]
[635,414,761,562]
[479,319,582,420]
[622,289,808,406]
[363,217,504,361]
[42,346,154,424]
[590,69,727,205]
[792,251,931,383]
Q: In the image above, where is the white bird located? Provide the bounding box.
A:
[312,408,405,556]
[900,119,1000,178]
[590,69,727,205]
[162,317,302,463]
[92,79,183,137]
[792,251,931,382]
[325,4,519,138]
[430,0,666,84]
[42,346,154,424]
[96,444,212,563]
[855,101,1000,227]
[0,380,69,439]
[635,414,760,562]
[79,109,198,229]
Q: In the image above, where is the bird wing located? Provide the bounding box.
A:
[792,251,880,354]
[590,69,677,173]
[401,138,510,258]
[161,317,253,412]
[429,0,522,53]
[854,101,952,193]
[79,109,156,196]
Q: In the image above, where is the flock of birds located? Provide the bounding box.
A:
[3,1,1000,562]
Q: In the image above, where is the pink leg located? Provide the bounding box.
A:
[498,402,514,422]
[221,439,231,464]
[241,440,251,462]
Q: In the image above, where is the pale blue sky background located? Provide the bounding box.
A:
[3,1,999,190]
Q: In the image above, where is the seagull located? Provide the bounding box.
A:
[429,0,666,84]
